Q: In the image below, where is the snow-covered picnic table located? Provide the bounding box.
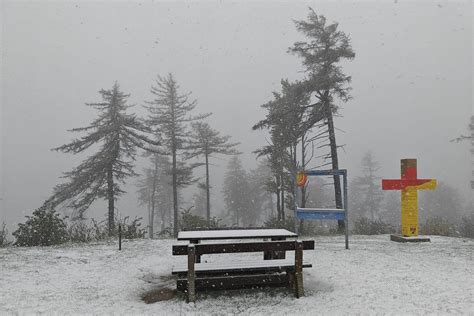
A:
[173,229,312,302]
[177,228,297,241]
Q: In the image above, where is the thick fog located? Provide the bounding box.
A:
[1,0,472,230]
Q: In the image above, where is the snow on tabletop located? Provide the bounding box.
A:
[1,235,473,314]
[177,229,298,240]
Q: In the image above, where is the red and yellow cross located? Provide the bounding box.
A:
[382,159,437,237]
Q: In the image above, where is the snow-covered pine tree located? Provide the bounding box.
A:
[289,8,355,230]
[144,73,209,237]
[188,121,239,225]
[47,82,159,236]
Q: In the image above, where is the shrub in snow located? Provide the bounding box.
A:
[352,217,395,235]
[67,221,95,243]
[0,222,12,247]
[119,216,147,239]
[459,214,474,238]
[13,207,68,247]
[421,217,458,237]
[66,217,147,242]
[179,207,223,230]
[156,226,174,238]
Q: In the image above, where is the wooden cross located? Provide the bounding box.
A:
[382,159,437,237]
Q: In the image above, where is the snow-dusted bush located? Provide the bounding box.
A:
[119,216,147,239]
[13,207,68,247]
[156,226,174,238]
[0,222,11,247]
[459,214,474,238]
[421,217,458,237]
[66,217,146,242]
[352,217,395,235]
[67,221,95,243]
[179,207,223,231]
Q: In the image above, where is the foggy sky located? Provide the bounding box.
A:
[1,0,472,229]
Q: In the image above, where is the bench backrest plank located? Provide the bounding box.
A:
[173,240,314,256]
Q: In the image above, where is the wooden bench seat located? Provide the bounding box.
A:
[172,239,314,302]
[172,258,312,275]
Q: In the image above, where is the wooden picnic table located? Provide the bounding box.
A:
[177,228,297,242]
[172,229,314,302]
[177,229,298,262]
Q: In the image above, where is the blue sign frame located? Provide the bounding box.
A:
[294,169,349,249]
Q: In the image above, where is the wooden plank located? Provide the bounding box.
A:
[172,259,312,275]
[177,229,297,241]
[172,240,315,256]
[177,274,289,291]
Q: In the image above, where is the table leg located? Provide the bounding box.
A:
[190,239,201,263]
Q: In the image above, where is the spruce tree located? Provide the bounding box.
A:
[290,8,355,229]
[47,82,158,235]
[188,121,239,225]
[144,73,209,236]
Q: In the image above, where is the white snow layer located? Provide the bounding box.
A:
[0,235,473,315]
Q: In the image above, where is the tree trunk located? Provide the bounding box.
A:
[160,206,166,231]
[205,151,211,226]
[107,165,115,236]
[300,135,306,233]
[149,157,158,239]
[269,192,275,218]
[276,176,281,221]
[172,143,179,237]
[326,105,344,231]
[281,177,285,220]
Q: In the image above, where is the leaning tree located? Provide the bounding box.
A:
[253,79,313,222]
[188,121,239,225]
[47,82,159,235]
[144,73,209,236]
[289,8,355,229]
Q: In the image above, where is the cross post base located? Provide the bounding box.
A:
[390,234,430,243]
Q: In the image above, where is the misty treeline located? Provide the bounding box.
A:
[36,7,360,239]
[452,115,473,190]
[37,73,239,238]
[6,8,473,246]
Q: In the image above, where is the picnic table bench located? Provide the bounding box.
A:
[172,229,315,302]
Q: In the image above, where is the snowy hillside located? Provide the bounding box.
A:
[1,235,473,315]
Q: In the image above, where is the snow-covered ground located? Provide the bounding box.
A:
[0,235,472,315]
